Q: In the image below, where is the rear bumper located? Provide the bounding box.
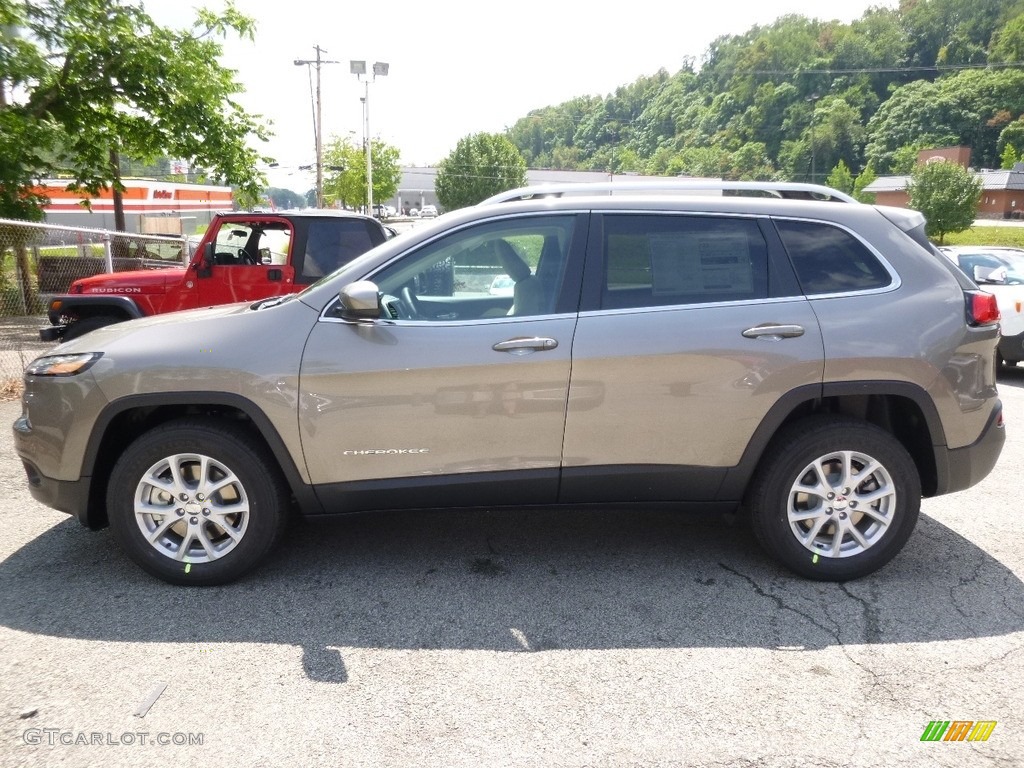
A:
[998,331,1024,363]
[934,402,1005,495]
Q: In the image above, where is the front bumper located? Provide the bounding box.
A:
[39,324,66,342]
[18,453,95,528]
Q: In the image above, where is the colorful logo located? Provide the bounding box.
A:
[920,721,997,742]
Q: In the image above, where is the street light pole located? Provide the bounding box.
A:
[295,45,338,208]
[350,60,389,215]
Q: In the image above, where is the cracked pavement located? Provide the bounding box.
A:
[1,373,1023,767]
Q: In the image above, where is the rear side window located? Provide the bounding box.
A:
[601,215,768,309]
[775,219,892,295]
[303,219,385,279]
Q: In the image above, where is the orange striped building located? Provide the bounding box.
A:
[38,178,234,233]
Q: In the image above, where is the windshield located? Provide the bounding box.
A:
[957,250,1024,284]
[294,238,393,295]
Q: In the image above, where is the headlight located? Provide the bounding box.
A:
[25,352,103,377]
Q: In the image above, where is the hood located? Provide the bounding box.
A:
[46,297,318,402]
[51,301,258,355]
[71,266,185,295]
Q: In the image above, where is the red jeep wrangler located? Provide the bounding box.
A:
[41,210,389,342]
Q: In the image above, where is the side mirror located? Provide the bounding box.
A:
[196,242,214,278]
[338,280,381,321]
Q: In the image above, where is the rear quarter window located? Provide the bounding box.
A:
[774,219,892,295]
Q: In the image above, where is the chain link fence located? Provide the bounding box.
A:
[0,218,192,389]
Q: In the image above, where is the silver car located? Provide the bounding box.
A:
[14,181,1005,585]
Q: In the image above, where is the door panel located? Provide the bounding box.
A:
[299,316,577,506]
[563,301,824,501]
[298,213,585,510]
[561,212,824,503]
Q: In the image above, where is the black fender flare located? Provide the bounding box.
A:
[47,295,145,325]
[80,391,323,524]
[717,381,947,502]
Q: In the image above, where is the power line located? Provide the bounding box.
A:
[741,61,1024,76]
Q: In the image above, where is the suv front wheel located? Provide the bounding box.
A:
[746,416,921,581]
[107,419,289,585]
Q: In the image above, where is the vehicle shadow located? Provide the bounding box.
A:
[1,505,1021,682]
[998,364,1024,388]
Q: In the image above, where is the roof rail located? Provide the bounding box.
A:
[479,180,858,205]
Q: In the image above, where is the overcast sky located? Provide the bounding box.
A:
[145,0,900,191]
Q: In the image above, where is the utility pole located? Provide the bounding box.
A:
[295,46,339,208]
[806,92,820,184]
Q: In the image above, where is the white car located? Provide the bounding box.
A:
[940,246,1024,365]
[488,274,515,297]
[419,204,439,218]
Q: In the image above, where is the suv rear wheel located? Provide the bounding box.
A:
[746,415,921,581]
[107,419,289,585]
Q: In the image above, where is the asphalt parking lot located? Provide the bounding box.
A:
[1,374,1023,767]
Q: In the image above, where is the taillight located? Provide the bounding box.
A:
[966,291,999,326]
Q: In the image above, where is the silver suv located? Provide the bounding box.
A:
[14,181,1005,585]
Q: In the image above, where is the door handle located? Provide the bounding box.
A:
[492,337,559,354]
[742,324,805,340]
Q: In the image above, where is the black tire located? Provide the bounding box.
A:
[745,415,921,581]
[62,315,119,341]
[107,419,289,586]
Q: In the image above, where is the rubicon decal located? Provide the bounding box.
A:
[342,449,430,456]
[87,287,142,293]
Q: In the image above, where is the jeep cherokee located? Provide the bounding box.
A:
[14,181,1005,585]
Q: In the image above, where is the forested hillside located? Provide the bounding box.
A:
[506,0,1024,184]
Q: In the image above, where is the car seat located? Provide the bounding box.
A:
[495,240,544,316]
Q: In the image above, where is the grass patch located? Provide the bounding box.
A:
[0,378,23,401]
[940,226,1024,248]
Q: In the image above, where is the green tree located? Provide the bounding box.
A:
[907,161,983,244]
[1,0,269,225]
[989,12,1024,62]
[321,135,401,211]
[826,160,855,195]
[853,162,877,203]
[435,133,527,211]
[998,118,1024,159]
[265,187,305,210]
[1001,143,1019,169]
[729,142,776,180]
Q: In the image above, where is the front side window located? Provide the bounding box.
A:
[775,219,892,296]
[363,216,576,322]
[601,214,769,310]
[211,221,292,266]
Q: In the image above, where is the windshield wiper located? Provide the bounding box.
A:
[251,295,291,310]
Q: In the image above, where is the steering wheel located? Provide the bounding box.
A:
[400,284,422,318]
[380,294,411,320]
[238,247,259,266]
